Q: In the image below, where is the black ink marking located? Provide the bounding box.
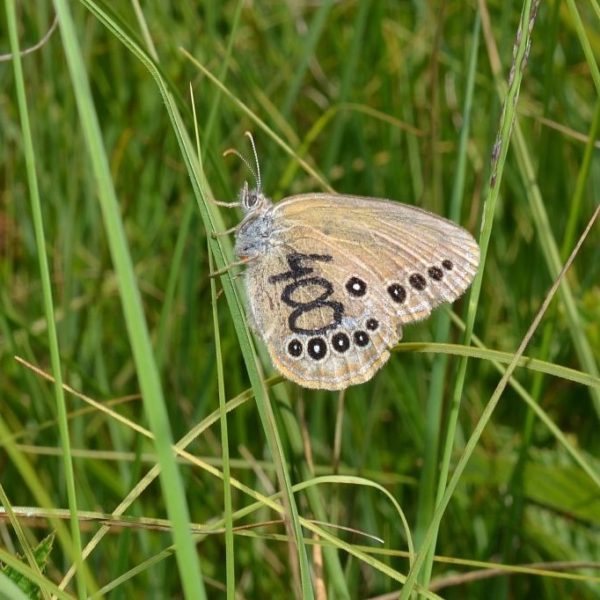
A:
[345,276,367,297]
[288,339,303,358]
[307,337,327,360]
[409,273,427,291]
[366,318,379,331]
[281,277,344,335]
[353,331,370,347]
[442,259,454,271]
[388,283,406,304]
[332,332,350,353]
[428,266,443,281]
[270,253,345,335]
[268,253,333,283]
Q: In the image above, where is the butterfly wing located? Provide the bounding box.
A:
[273,194,480,324]
[243,246,398,390]
[242,193,479,390]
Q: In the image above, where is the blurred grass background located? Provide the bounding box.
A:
[1,1,600,598]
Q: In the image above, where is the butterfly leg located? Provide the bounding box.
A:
[212,224,240,237]
[209,199,241,208]
[209,256,252,278]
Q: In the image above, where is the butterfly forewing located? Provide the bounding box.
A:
[274,194,480,324]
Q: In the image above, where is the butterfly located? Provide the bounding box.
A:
[226,135,480,390]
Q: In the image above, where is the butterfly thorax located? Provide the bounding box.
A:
[235,185,276,259]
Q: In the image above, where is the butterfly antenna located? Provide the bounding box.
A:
[223,147,258,186]
[244,131,262,192]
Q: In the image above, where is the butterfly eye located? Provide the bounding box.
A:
[239,182,261,211]
[243,188,264,211]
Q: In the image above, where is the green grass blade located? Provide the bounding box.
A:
[51,2,207,597]
[415,11,481,555]
[209,246,235,598]
[4,2,86,596]
[403,0,540,595]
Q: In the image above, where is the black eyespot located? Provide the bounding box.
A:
[353,330,370,347]
[428,266,444,281]
[387,283,406,304]
[287,339,303,358]
[345,276,367,297]
[307,337,327,360]
[366,318,379,331]
[332,332,350,353]
[409,273,427,291]
[442,259,454,271]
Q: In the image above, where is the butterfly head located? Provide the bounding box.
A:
[239,181,270,215]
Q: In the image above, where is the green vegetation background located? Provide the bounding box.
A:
[1,1,599,598]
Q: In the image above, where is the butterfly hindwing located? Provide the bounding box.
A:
[243,245,399,390]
